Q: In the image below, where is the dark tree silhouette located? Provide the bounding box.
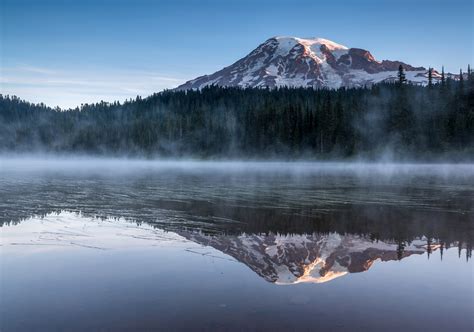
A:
[398,65,406,85]
[0,77,472,160]
[428,67,433,87]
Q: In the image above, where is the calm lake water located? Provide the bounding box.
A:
[1,159,473,331]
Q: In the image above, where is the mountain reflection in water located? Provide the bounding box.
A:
[1,161,473,331]
[1,211,468,285]
[179,231,448,285]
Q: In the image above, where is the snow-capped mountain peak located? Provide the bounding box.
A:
[177,36,436,90]
[271,36,348,53]
[177,231,438,285]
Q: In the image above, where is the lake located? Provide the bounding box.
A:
[0,159,473,331]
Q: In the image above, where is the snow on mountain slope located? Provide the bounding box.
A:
[177,36,440,90]
[177,231,439,285]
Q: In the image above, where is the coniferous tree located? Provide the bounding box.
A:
[428,67,433,87]
[441,66,445,85]
[397,240,405,260]
[397,65,406,85]
[427,237,432,259]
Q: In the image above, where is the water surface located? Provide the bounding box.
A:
[1,160,473,331]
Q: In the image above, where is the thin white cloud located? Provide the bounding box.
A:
[0,65,187,109]
[1,65,58,75]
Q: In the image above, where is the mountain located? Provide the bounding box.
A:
[177,36,442,90]
[178,231,439,285]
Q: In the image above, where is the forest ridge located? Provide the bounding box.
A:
[0,69,473,160]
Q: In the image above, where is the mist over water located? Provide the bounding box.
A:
[1,156,473,331]
[2,156,473,237]
[2,155,473,174]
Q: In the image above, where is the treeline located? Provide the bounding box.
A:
[0,73,473,159]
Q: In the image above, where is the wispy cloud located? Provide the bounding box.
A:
[12,65,58,75]
[0,65,187,108]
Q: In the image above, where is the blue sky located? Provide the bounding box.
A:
[1,0,472,108]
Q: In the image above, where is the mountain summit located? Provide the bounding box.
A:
[178,231,438,285]
[177,36,436,90]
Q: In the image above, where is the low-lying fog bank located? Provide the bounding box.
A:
[1,155,473,177]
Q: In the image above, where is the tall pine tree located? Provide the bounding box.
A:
[428,67,433,87]
[397,65,406,85]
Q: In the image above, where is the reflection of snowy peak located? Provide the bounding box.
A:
[180,232,435,284]
[177,36,443,90]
